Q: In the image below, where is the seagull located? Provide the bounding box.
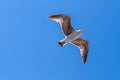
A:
[48,14,89,64]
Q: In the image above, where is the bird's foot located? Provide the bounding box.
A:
[81,29,85,32]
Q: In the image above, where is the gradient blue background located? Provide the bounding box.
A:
[0,0,120,80]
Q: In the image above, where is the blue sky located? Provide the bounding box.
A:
[0,0,120,80]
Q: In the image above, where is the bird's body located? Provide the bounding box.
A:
[48,14,89,64]
[60,30,84,45]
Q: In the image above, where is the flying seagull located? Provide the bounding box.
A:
[48,14,89,64]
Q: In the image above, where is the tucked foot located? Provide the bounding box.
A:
[81,29,85,32]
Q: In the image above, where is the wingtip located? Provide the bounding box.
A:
[47,15,56,19]
[82,55,87,64]
[82,56,87,64]
[47,16,51,19]
[83,61,86,64]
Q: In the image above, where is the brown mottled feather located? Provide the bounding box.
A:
[71,38,89,64]
[48,14,74,36]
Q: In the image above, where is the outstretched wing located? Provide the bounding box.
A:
[71,38,89,64]
[48,14,74,36]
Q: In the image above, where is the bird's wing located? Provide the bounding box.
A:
[71,38,89,64]
[48,14,74,36]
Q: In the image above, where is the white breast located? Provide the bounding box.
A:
[65,31,82,42]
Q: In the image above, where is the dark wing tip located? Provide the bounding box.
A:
[47,16,53,19]
[47,14,70,19]
[83,54,88,64]
[82,40,89,64]
[47,16,50,18]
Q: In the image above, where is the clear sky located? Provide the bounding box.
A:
[0,0,120,80]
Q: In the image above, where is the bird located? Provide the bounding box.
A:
[48,14,89,64]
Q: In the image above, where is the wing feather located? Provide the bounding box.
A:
[48,14,74,36]
[71,38,89,64]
